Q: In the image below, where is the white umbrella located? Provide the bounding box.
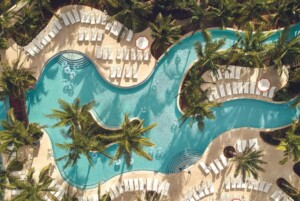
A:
[257,78,271,92]
[135,36,149,50]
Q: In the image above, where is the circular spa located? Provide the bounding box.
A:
[24,25,300,189]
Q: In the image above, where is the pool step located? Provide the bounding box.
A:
[165,150,201,173]
[57,54,90,69]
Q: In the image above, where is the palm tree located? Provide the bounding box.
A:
[101,0,153,32]
[46,98,95,136]
[98,114,156,166]
[0,159,24,199]
[228,22,272,68]
[149,13,181,59]
[209,0,238,29]
[27,0,55,19]
[236,0,270,27]
[266,27,300,72]
[179,90,220,130]
[277,120,300,164]
[231,147,267,182]
[270,0,300,27]
[190,30,226,76]
[0,59,36,125]
[97,182,110,201]
[0,109,43,154]
[10,164,56,200]
[136,190,169,201]
[56,126,111,169]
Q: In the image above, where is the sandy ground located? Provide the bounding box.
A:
[1,4,298,201]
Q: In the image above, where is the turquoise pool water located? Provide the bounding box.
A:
[2,24,300,188]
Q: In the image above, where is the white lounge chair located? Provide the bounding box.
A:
[105,21,113,31]
[96,46,102,59]
[134,178,139,190]
[97,30,103,41]
[263,91,268,97]
[193,191,200,200]
[89,194,98,201]
[153,179,158,192]
[116,48,122,60]
[139,178,144,190]
[132,65,138,79]
[226,83,232,96]
[268,87,276,98]
[236,140,243,153]
[85,12,91,23]
[72,9,80,22]
[235,66,241,79]
[217,69,223,80]
[218,84,226,97]
[238,82,243,94]
[91,29,97,41]
[249,82,255,94]
[244,82,250,94]
[110,66,116,78]
[253,181,259,191]
[162,182,170,197]
[232,82,238,94]
[271,190,282,200]
[96,13,101,24]
[84,30,90,41]
[224,179,230,190]
[126,29,133,42]
[131,48,136,60]
[210,71,216,82]
[111,21,122,36]
[32,38,43,49]
[123,48,129,60]
[53,20,62,30]
[211,86,220,99]
[209,162,219,175]
[90,12,96,24]
[255,87,261,95]
[100,12,107,25]
[229,65,235,79]
[214,159,224,171]
[146,178,152,191]
[125,65,131,78]
[264,183,272,193]
[241,140,247,152]
[79,10,86,23]
[116,66,122,78]
[52,183,65,200]
[117,183,124,194]
[137,50,143,61]
[258,181,266,192]
[102,48,108,60]
[144,49,150,61]
[236,179,242,189]
[66,11,75,24]
[129,179,134,191]
[248,180,254,190]
[248,138,259,150]
[225,69,230,79]
[208,94,214,102]
[231,179,236,189]
[199,162,210,175]
[220,154,228,167]
[108,48,114,60]
[60,13,70,26]
[157,182,165,193]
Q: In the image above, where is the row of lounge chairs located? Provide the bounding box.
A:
[108,178,170,200]
[210,66,242,81]
[209,82,276,101]
[116,48,150,61]
[110,65,138,79]
[78,28,103,42]
[198,154,228,176]
[96,46,114,60]
[224,178,272,193]
[236,138,259,153]
[183,182,214,201]
[271,189,293,201]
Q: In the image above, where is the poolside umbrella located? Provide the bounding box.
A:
[257,78,271,92]
[136,36,149,50]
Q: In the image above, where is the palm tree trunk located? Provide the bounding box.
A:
[8,94,28,126]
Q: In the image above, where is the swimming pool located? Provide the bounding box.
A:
[3,24,300,188]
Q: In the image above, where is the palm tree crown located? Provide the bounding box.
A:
[232,147,267,182]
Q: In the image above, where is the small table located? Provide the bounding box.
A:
[135,36,149,50]
[257,78,271,92]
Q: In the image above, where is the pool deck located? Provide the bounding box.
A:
[1,4,299,201]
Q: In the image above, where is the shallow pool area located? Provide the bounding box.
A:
[1,24,300,189]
